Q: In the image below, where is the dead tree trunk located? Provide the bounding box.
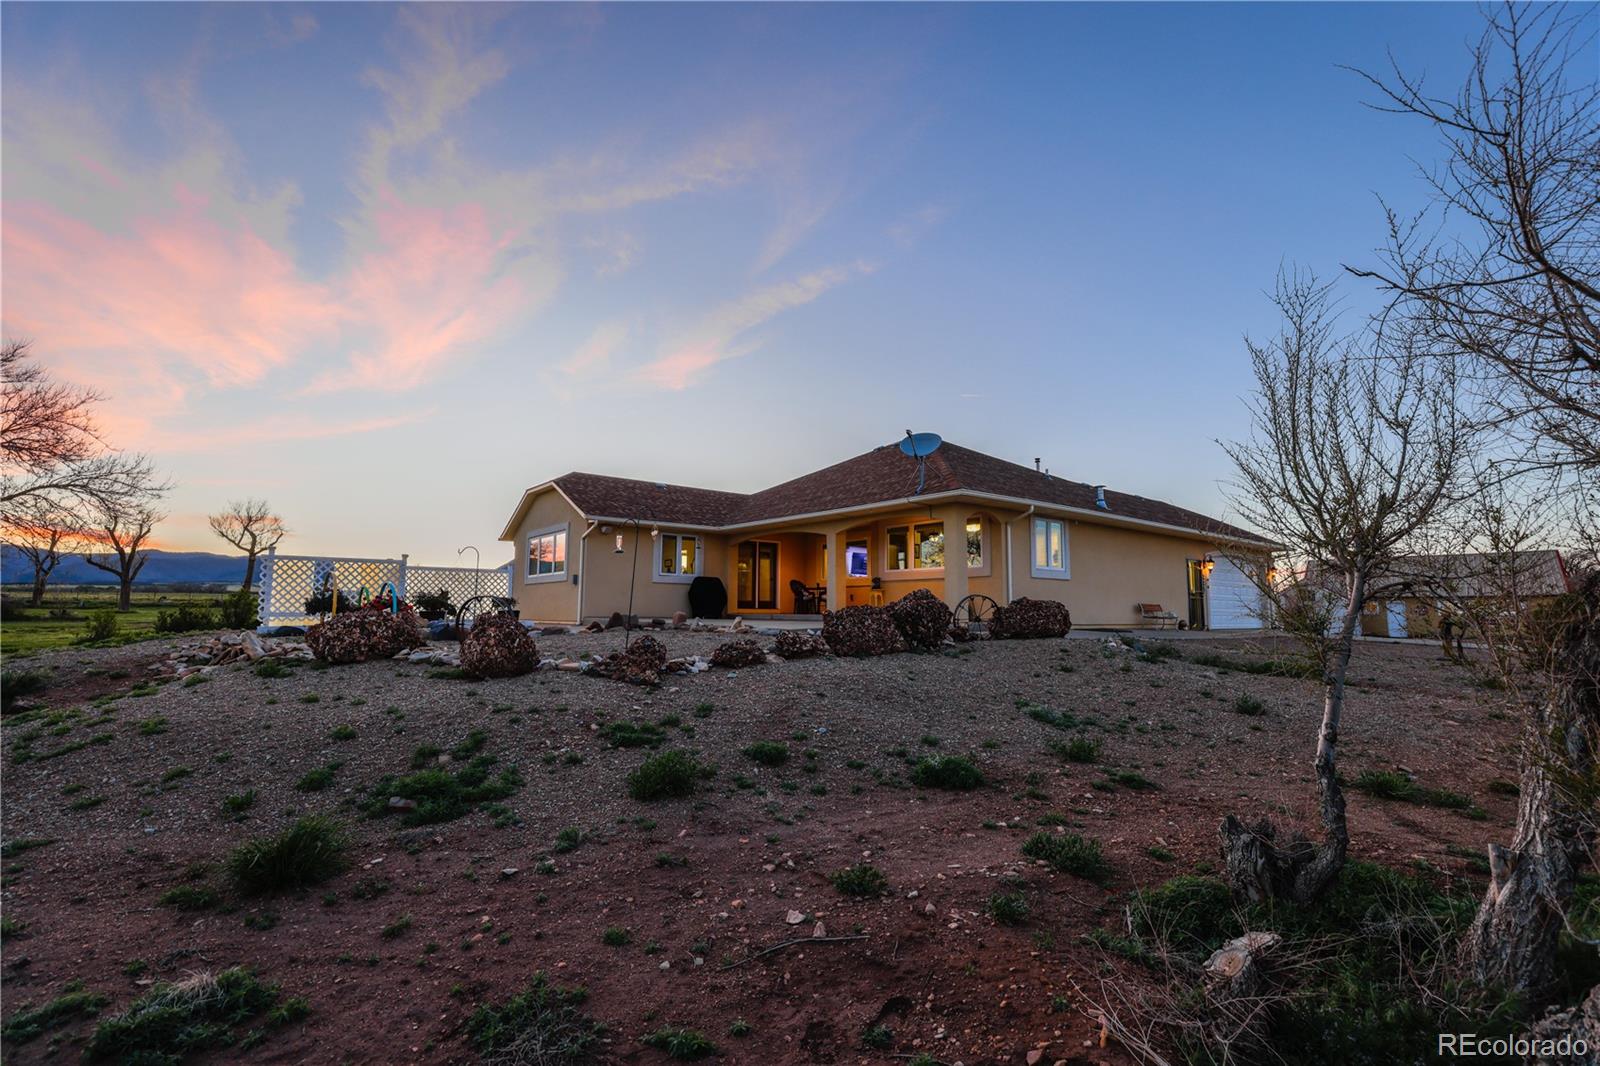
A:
[1461,575,1599,998]
[1221,573,1365,903]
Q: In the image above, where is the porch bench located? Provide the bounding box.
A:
[1137,603,1178,629]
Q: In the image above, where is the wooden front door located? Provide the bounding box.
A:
[736,542,779,611]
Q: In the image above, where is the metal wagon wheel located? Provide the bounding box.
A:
[953,594,1000,635]
[455,595,517,632]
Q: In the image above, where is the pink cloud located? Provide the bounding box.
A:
[2,196,340,391]
[308,195,550,392]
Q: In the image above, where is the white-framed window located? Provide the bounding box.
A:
[654,533,701,583]
[526,525,568,583]
[1031,517,1069,579]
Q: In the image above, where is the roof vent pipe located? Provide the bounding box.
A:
[1034,457,1041,472]
[1094,485,1109,510]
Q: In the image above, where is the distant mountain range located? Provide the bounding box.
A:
[1,545,249,586]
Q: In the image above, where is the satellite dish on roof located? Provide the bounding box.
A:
[900,431,943,459]
[900,431,943,495]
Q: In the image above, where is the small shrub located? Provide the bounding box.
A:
[602,721,666,749]
[600,926,631,947]
[910,755,984,790]
[1021,831,1108,882]
[627,750,711,801]
[1103,768,1159,791]
[1051,736,1101,763]
[329,725,358,741]
[862,1023,894,1049]
[642,1027,718,1060]
[467,974,602,1062]
[771,630,827,659]
[1232,694,1266,716]
[1351,769,1475,811]
[221,790,257,817]
[82,609,119,642]
[154,602,218,634]
[217,590,260,629]
[227,816,347,893]
[0,669,47,711]
[2,984,111,1044]
[587,634,668,685]
[831,863,889,897]
[295,766,337,792]
[364,757,522,827]
[553,827,583,853]
[158,885,218,911]
[742,740,790,767]
[986,891,1029,925]
[380,915,412,939]
[84,968,283,1060]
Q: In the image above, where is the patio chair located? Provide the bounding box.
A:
[790,579,820,614]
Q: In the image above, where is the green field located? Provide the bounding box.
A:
[1,586,236,658]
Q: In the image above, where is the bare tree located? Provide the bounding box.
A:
[4,498,84,606]
[209,499,287,591]
[1218,272,1461,904]
[1346,3,1598,475]
[0,340,164,516]
[1348,3,1600,1000]
[82,492,165,612]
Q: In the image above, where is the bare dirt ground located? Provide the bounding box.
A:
[0,630,1516,1065]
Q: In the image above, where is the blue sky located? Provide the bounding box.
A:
[0,2,1529,562]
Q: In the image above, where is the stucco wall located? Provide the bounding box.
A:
[1002,517,1217,628]
[507,490,583,623]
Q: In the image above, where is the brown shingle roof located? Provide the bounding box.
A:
[540,439,1269,543]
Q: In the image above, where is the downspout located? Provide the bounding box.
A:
[577,520,598,626]
[1005,506,1035,604]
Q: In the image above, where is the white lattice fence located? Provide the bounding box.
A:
[255,549,512,628]
[405,564,510,609]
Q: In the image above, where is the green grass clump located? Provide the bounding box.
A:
[84,967,288,1061]
[986,891,1030,925]
[2,983,110,1044]
[642,1026,718,1060]
[626,750,712,801]
[602,721,666,748]
[227,816,347,893]
[553,827,584,853]
[0,668,48,712]
[329,725,358,741]
[830,863,889,897]
[364,756,523,826]
[221,790,257,817]
[254,660,293,678]
[1351,770,1477,812]
[742,740,790,766]
[1021,831,1109,882]
[1102,768,1160,791]
[1232,694,1266,716]
[158,885,219,911]
[137,716,169,736]
[1188,652,1321,680]
[910,754,984,790]
[1051,736,1101,763]
[295,765,337,792]
[0,837,55,859]
[600,926,631,947]
[466,975,602,1064]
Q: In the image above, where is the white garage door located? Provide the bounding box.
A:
[1207,557,1265,629]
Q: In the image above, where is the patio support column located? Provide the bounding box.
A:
[827,527,850,613]
[939,505,969,610]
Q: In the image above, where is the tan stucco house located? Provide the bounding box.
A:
[498,437,1275,629]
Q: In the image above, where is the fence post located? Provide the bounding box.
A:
[255,546,277,630]
[398,554,409,605]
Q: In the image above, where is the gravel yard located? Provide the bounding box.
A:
[0,630,1517,1064]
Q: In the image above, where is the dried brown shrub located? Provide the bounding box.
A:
[992,597,1072,639]
[306,605,425,663]
[888,588,953,649]
[822,605,907,657]
[710,638,768,668]
[459,612,539,678]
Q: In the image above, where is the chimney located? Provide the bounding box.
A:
[1094,485,1109,510]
